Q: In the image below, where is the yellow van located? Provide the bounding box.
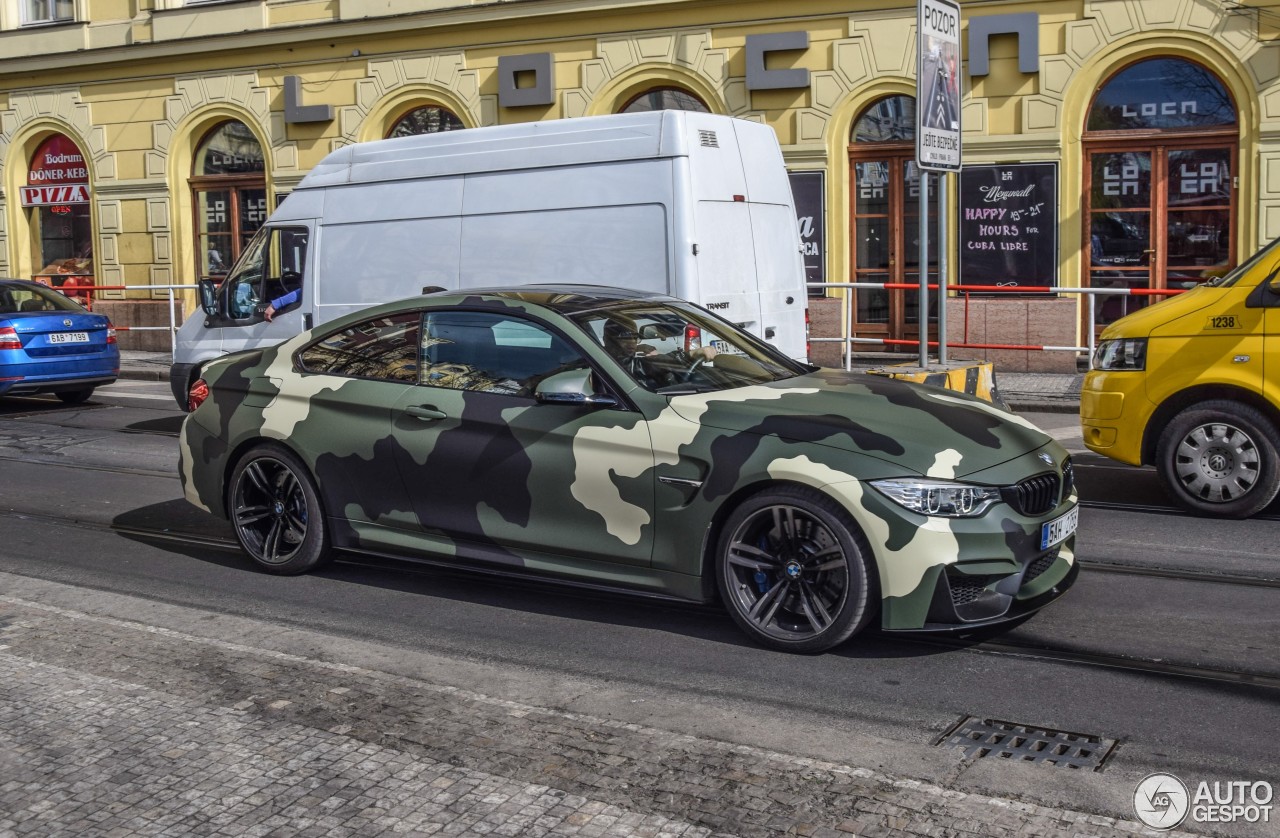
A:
[1080,239,1280,518]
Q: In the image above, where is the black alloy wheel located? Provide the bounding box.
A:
[229,444,330,574]
[716,486,874,653]
[1156,400,1280,519]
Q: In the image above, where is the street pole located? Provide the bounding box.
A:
[938,171,948,365]
[918,169,930,368]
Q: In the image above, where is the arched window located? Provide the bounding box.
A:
[1083,58,1238,324]
[387,105,465,138]
[191,121,267,280]
[620,87,710,114]
[851,95,915,143]
[847,95,935,345]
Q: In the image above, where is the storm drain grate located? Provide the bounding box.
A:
[937,716,1118,770]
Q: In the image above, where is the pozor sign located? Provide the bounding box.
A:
[916,0,962,171]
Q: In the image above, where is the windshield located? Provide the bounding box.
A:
[568,301,805,394]
[1206,234,1280,288]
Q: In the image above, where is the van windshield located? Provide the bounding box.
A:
[569,301,805,394]
[1206,234,1280,288]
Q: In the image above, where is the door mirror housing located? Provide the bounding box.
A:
[535,368,618,408]
[199,279,220,316]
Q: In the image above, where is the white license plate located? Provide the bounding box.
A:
[48,332,89,344]
[1040,505,1079,550]
[710,339,743,355]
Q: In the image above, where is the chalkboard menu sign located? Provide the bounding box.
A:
[959,163,1058,291]
[788,171,826,294]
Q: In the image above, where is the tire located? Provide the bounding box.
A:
[1156,400,1280,519]
[55,387,93,404]
[715,486,876,653]
[228,444,331,574]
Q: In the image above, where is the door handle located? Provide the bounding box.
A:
[405,405,447,421]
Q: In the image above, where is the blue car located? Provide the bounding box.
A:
[0,279,119,404]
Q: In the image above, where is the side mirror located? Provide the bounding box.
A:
[1269,276,1280,296]
[640,322,680,340]
[199,279,219,316]
[535,368,618,408]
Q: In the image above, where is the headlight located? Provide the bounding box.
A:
[870,479,1002,518]
[1092,338,1147,371]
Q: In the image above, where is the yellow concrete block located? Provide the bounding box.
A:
[864,360,1009,410]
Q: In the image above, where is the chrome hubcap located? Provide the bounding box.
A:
[1174,422,1260,504]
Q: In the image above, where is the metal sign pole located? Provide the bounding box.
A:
[919,170,930,368]
[938,172,948,365]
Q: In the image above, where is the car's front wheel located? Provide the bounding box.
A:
[1156,401,1280,519]
[228,444,331,574]
[716,486,875,653]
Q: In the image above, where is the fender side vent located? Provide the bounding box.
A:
[698,130,719,148]
[936,716,1117,771]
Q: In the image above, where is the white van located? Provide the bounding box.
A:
[169,111,809,407]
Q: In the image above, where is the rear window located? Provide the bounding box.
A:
[0,283,84,314]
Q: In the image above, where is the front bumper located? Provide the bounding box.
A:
[885,545,1079,633]
[1080,370,1150,465]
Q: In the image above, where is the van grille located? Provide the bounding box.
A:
[698,130,719,148]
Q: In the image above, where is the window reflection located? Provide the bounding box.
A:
[298,313,421,382]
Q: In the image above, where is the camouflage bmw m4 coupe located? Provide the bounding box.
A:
[180,286,1078,653]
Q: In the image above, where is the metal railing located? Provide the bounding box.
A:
[45,283,198,360]
[808,281,1186,371]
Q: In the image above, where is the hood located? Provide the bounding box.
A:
[1098,284,1220,340]
[667,369,1054,479]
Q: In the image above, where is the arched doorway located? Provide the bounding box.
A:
[190,121,267,282]
[848,95,937,347]
[619,87,710,113]
[22,134,94,301]
[386,105,465,138]
[1084,58,1238,325]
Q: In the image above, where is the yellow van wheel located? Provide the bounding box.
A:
[1156,401,1280,519]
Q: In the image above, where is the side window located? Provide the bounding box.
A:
[223,226,310,321]
[421,310,587,396]
[297,312,421,382]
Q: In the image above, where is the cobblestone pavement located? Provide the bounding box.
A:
[0,593,1186,838]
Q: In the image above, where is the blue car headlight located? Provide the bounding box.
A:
[870,478,1002,518]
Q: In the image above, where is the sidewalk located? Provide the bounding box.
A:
[119,351,1083,414]
[0,574,1178,838]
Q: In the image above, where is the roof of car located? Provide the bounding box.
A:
[425,285,681,313]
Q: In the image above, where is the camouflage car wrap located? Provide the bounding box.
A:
[180,287,1077,634]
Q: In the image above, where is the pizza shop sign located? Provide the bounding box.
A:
[20,135,90,207]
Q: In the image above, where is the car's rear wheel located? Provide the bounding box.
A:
[716,486,875,653]
[228,444,330,574]
[55,387,93,404]
[1156,401,1280,519]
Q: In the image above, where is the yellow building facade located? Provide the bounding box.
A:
[2,0,1278,362]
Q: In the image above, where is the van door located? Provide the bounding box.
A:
[218,225,312,356]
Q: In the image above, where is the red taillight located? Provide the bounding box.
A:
[684,323,702,353]
[106,323,117,344]
[0,326,20,351]
[188,378,210,412]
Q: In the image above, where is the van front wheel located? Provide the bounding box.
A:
[1156,401,1280,519]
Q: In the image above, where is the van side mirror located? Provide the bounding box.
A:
[198,279,219,316]
[535,368,618,408]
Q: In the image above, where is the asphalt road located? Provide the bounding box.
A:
[1,380,1277,832]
